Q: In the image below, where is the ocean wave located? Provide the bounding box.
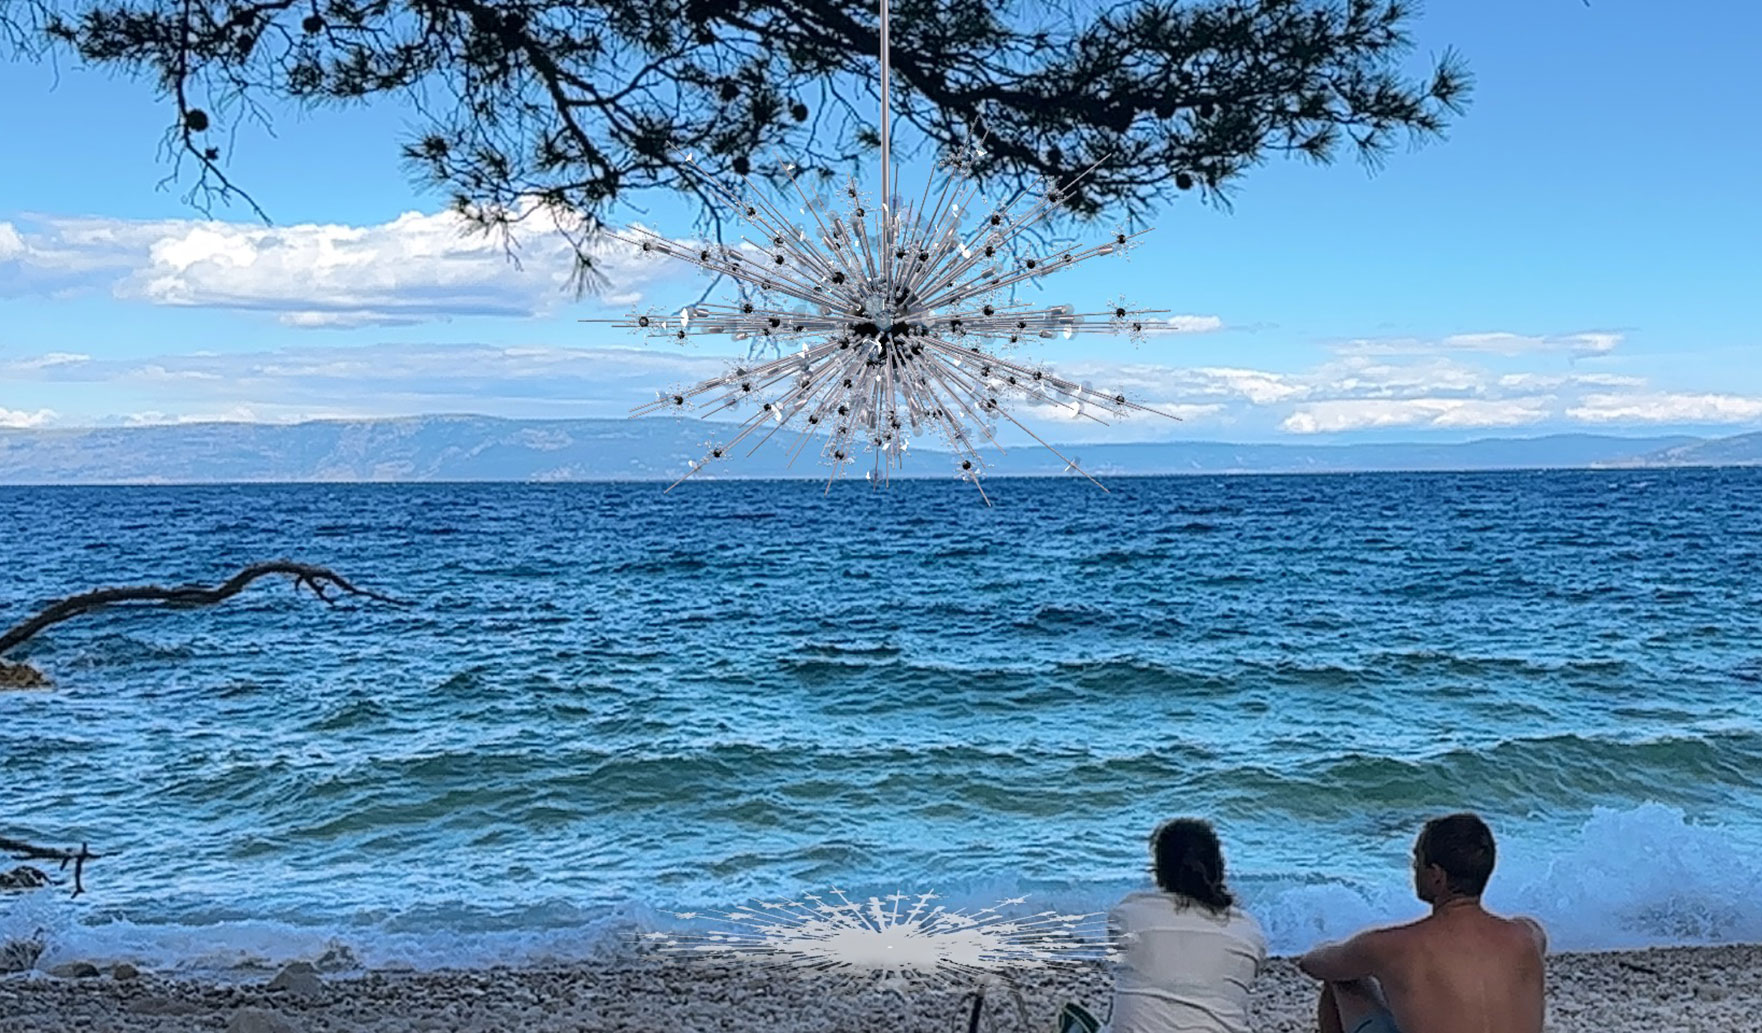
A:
[1214,733,1762,815]
[8,805,1757,973]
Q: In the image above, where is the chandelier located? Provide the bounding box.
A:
[591,0,1182,502]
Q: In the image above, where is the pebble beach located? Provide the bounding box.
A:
[2,944,1758,1033]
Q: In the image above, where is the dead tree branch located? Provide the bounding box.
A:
[0,561,409,658]
[0,838,102,898]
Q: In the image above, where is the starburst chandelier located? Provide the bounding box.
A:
[644,889,1110,994]
[592,0,1183,502]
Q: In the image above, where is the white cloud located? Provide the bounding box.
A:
[130,364,226,382]
[0,222,25,260]
[1188,366,1308,404]
[1148,403,1226,420]
[1341,331,1624,357]
[8,341,741,424]
[1565,392,1762,424]
[1282,398,1552,434]
[5,319,1752,437]
[3,207,1231,334]
[20,342,730,388]
[125,405,271,425]
[1318,356,1487,398]
[277,310,426,329]
[2,352,90,371]
[1164,315,1225,334]
[1495,371,1645,390]
[1057,363,1309,406]
[0,209,695,326]
[0,407,56,428]
[1031,398,1226,423]
[1442,332,1621,355]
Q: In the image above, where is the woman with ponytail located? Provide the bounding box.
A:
[1102,818,1266,1033]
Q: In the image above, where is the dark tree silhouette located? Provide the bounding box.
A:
[1,0,1467,288]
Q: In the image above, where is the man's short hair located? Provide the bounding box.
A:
[1417,813,1496,896]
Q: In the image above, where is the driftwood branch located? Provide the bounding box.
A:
[2,562,406,898]
[0,838,102,898]
[0,561,408,658]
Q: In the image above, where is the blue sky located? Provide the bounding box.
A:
[2,0,1758,443]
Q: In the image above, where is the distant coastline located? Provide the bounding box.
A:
[1,415,1758,484]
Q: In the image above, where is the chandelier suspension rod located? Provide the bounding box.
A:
[880,0,891,250]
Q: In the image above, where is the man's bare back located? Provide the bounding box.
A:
[1298,814,1547,1033]
[1364,901,1547,1033]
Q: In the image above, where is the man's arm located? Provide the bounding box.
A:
[1298,930,1384,982]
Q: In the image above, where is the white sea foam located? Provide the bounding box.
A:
[1253,804,1762,953]
[5,805,1759,973]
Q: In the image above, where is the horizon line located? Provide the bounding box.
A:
[3,463,1757,489]
[0,413,1734,448]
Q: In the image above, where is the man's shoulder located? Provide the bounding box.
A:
[1400,909,1548,954]
[1507,915,1549,953]
[1352,922,1411,949]
[1366,915,1430,940]
[1345,917,1428,960]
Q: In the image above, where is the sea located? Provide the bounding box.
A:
[3,469,1761,973]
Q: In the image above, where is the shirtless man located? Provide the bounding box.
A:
[1297,813,1547,1033]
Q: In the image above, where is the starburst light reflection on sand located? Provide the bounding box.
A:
[643,890,1112,993]
[586,0,1186,502]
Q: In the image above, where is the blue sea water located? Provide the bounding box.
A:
[3,469,1761,972]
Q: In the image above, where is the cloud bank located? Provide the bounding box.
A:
[6,332,1760,439]
[2,209,1753,438]
[0,210,692,326]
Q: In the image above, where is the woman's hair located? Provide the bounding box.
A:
[1149,818,1236,913]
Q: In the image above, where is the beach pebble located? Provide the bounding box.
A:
[268,961,323,997]
[112,961,141,980]
[1694,983,1729,1002]
[226,1006,303,1033]
[48,961,101,979]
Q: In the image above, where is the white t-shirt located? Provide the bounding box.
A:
[1105,890,1267,1033]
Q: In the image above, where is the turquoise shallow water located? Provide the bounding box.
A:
[2,470,1761,969]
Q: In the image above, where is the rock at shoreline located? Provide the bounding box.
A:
[0,661,50,689]
[0,865,52,891]
[267,960,323,997]
[0,937,44,973]
[47,961,101,979]
[112,961,141,980]
[226,1007,303,1033]
[125,995,207,1016]
[313,942,359,972]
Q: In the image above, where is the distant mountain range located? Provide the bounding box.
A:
[1598,431,1762,469]
[0,416,1755,484]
